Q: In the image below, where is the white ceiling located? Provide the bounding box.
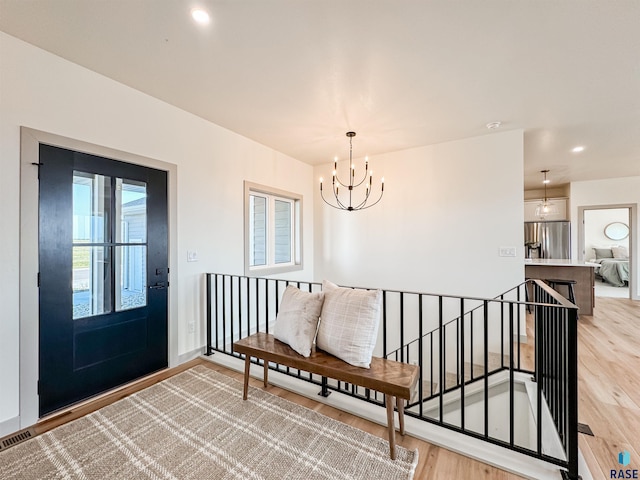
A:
[1,0,639,190]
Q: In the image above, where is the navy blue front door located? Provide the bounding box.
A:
[38,144,168,416]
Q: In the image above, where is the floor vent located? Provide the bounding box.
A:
[0,428,35,451]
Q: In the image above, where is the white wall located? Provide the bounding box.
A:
[584,208,629,261]
[570,176,640,299]
[313,129,525,298]
[0,33,315,430]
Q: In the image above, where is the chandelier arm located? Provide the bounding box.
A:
[320,187,345,210]
[335,195,348,210]
[333,171,351,188]
[356,190,384,210]
[319,189,332,206]
[331,184,349,209]
[355,188,382,210]
[352,171,371,188]
[320,188,336,208]
[353,186,374,209]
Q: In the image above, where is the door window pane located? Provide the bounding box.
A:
[73,246,112,319]
[73,173,110,243]
[249,195,267,266]
[116,179,147,243]
[116,245,147,311]
[274,199,292,264]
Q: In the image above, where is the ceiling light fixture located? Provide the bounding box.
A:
[571,146,585,153]
[191,8,210,25]
[535,170,559,219]
[319,132,384,212]
[486,121,502,129]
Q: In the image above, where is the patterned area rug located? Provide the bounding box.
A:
[0,365,418,479]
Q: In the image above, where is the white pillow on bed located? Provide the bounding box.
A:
[316,280,382,368]
[611,246,629,259]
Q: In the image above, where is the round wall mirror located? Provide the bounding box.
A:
[604,222,629,241]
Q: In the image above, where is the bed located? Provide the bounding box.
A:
[593,247,629,287]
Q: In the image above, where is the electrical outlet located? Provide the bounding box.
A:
[188,322,195,334]
[499,247,517,257]
[187,251,198,262]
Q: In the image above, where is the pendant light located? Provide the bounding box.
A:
[535,170,559,219]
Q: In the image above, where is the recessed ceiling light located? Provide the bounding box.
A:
[571,146,585,153]
[191,8,210,25]
[486,121,502,130]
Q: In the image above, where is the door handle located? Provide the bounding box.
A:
[149,282,166,290]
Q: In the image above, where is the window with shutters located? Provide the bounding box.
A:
[244,182,302,275]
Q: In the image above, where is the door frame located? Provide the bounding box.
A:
[19,127,179,427]
[577,203,637,301]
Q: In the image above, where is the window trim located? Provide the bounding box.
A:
[244,181,303,276]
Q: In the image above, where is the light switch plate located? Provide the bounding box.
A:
[499,247,517,257]
[187,251,198,262]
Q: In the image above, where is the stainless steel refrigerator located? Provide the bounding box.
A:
[524,221,571,259]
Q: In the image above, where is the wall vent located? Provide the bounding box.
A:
[0,428,34,451]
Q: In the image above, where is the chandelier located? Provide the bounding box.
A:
[535,169,559,219]
[319,132,384,211]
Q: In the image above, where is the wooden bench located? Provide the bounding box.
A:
[233,332,419,460]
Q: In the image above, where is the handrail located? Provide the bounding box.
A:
[204,273,580,480]
[385,278,577,360]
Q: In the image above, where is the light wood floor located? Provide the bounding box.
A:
[21,296,639,479]
[516,296,640,480]
[199,361,526,480]
[575,297,640,480]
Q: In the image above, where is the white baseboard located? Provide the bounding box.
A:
[0,415,21,438]
[202,352,590,480]
[177,347,205,365]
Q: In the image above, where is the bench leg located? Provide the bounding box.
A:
[385,394,397,460]
[242,355,250,400]
[396,397,405,435]
[263,360,269,388]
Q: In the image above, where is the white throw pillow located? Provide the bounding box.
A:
[273,286,324,357]
[611,246,629,259]
[316,280,382,368]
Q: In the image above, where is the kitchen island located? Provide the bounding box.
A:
[525,259,598,316]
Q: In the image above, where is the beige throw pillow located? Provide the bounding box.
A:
[316,280,382,368]
[273,286,324,357]
[611,246,629,259]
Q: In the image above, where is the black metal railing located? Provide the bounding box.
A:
[534,280,580,480]
[205,273,579,480]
